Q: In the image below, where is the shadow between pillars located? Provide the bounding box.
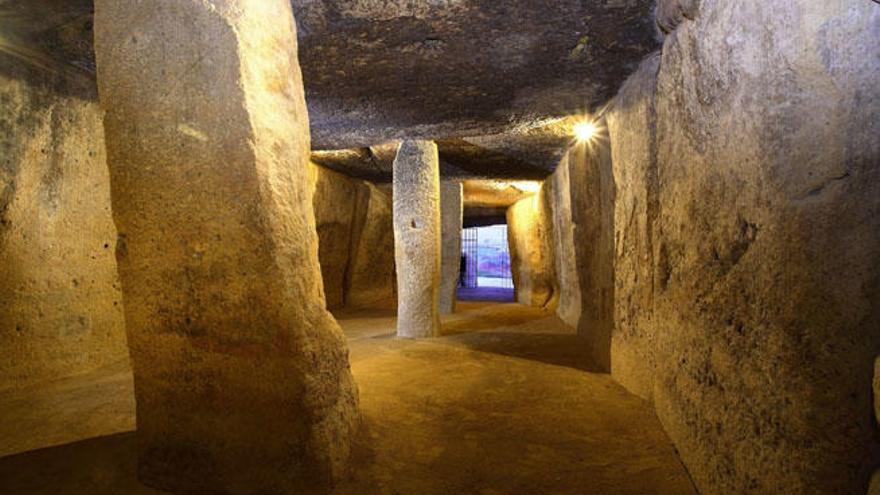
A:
[0,432,167,495]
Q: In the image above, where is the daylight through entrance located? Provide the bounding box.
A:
[458,224,514,302]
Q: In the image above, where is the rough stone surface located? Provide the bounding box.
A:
[546,155,582,330]
[346,181,398,310]
[875,357,880,427]
[439,181,462,314]
[311,164,360,310]
[0,59,128,391]
[507,187,556,309]
[311,132,568,184]
[606,54,660,401]
[568,138,616,372]
[292,1,659,149]
[94,1,359,492]
[623,1,880,493]
[654,0,699,34]
[0,0,96,78]
[875,359,880,495]
[393,140,441,338]
[310,163,398,311]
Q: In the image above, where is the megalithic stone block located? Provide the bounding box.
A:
[93,0,359,492]
[439,181,463,314]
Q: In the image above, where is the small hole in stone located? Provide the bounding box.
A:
[103,243,109,249]
[410,220,417,229]
[185,317,192,325]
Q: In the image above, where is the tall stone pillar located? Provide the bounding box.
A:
[439,181,463,314]
[393,140,441,338]
[93,1,358,493]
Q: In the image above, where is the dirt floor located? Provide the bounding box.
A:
[0,302,696,495]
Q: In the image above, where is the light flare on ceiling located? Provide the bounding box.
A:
[573,119,599,143]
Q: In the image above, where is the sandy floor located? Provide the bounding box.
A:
[0,302,696,494]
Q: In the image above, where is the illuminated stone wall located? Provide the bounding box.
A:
[608,0,880,492]
[0,59,128,391]
[507,185,557,308]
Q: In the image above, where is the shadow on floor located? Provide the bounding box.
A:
[0,432,165,495]
[446,331,605,373]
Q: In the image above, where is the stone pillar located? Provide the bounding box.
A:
[93,1,358,493]
[392,140,441,338]
[439,181,463,314]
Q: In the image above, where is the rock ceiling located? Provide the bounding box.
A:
[1,0,659,180]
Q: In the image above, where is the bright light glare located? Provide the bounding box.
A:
[573,120,598,142]
[508,181,541,193]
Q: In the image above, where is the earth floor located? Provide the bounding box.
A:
[0,301,696,495]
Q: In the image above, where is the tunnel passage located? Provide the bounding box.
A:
[1,1,879,495]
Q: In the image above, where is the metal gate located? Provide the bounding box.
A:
[459,225,513,289]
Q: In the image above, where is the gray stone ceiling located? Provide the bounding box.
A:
[293,0,658,150]
[1,0,660,180]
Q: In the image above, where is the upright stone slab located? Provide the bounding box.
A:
[347,183,397,309]
[393,140,441,338]
[606,54,661,401]
[507,187,557,308]
[93,1,359,493]
[569,134,615,372]
[439,181,463,314]
[649,1,880,492]
[547,154,583,329]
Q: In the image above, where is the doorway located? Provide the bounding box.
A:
[458,224,514,302]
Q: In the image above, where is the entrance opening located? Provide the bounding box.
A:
[458,224,514,302]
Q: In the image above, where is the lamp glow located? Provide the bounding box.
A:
[573,120,598,142]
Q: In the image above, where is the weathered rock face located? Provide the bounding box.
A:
[0,60,127,391]
[875,357,880,428]
[346,182,398,309]
[310,163,398,311]
[311,164,360,310]
[875,360,880,495]
[546,155,581,329]
[507,187,556,308]
[606,1,880,492]
[605,54,660,401]
[568,138,615,371]
[439,181,462,314]
[94,0,359,492]
[292,0,659,150]
[393,140,441,338]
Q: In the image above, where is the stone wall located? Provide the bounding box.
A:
[346,182,397,309]
[311,164,359,309]
[310,163,397,311]
[875,359,880,495]
[606,1,880,493]
[569,138,616,371]
[507,186,557,308]
[606,55,660,401]
[439,181,462,314]
[547,155,582,329]
[0,61,128,390]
